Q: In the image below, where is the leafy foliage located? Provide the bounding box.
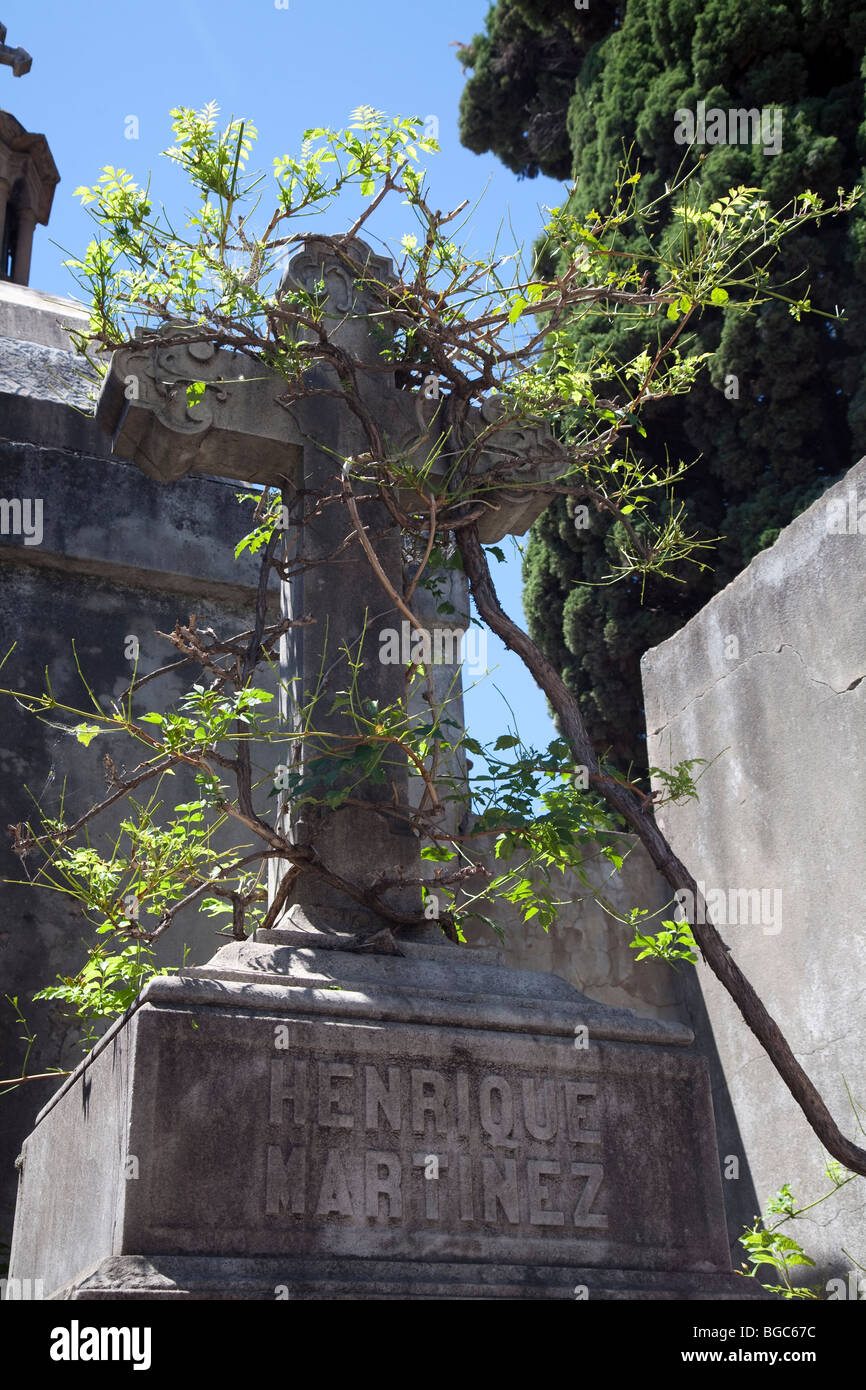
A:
[737,1156,862,1298]
[629,914,698,966]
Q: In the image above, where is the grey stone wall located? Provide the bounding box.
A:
[0,283,278,1261]
[641,458,866,1281]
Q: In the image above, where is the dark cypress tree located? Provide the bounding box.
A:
[456,1,624,180]
[460,0,866,778]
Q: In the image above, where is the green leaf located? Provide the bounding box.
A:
[709,287,729,306]
[74,724,101,747]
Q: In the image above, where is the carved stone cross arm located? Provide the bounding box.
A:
[96,325,304,486]
[0,23,32,78]
[425,395,573,544]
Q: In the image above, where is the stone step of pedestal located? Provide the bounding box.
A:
[254,928,463,955]
[182,933,694,1047]
[51,1254,771,1301]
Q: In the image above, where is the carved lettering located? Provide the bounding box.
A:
[413,1152,448,1219]
[527,1159,565,1226]
[571,1162,608,1229]
[481,1155,519,1224]
[318,1062,354,1129]
[365,1065,402,1132]
[458,1154,474,1222]
[265,1145,306,1215]
[263,1055,611,1235]
[365,1151,403,1219]
[270,1058,308,1126]
[316,1150,354,1217]
[411,1068,447,1135]
[479,1076,514,1144]
[564,1082,601,1145]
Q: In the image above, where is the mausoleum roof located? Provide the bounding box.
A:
[0,279,97,408]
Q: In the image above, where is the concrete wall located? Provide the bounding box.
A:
[641,457,866,1281]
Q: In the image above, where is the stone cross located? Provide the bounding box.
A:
[96,236,564,935]
[0,23,32,78]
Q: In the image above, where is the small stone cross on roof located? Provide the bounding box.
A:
[0,22,32,78]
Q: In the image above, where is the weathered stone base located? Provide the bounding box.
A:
[11,929,748,1301]
[53,1254,764,1301]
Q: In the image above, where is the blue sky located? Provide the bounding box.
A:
[2,0,562,756]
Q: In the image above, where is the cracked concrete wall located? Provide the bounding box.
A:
[641,457,866,1282]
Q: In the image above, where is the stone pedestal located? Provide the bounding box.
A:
[9,931,759,1299]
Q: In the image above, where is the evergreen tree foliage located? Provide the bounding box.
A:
[460,0,866,776]
[456,2,624,179]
